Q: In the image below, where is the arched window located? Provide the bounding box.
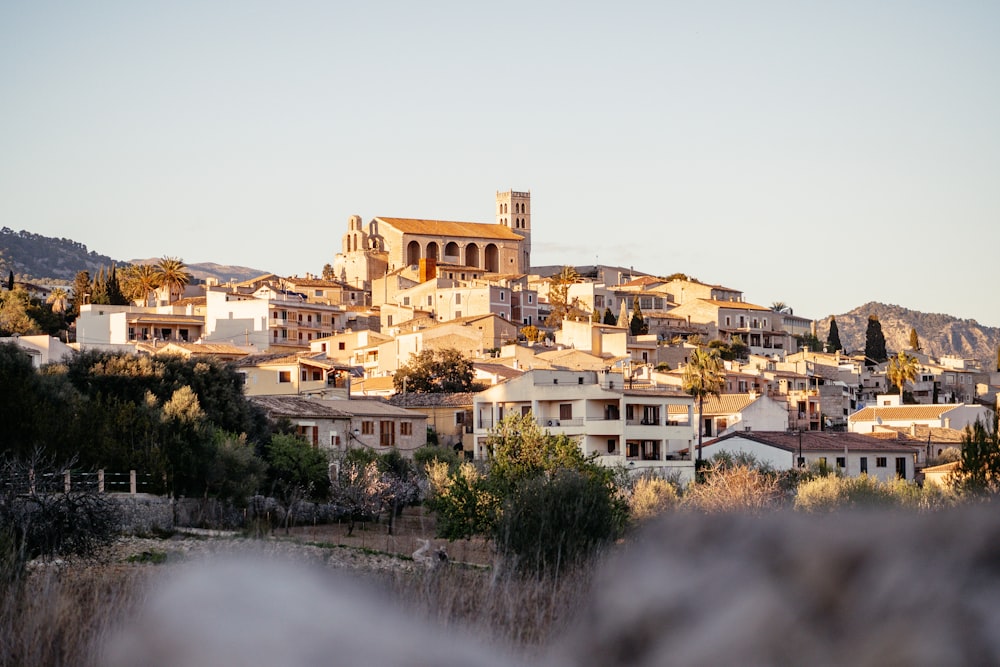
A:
[445,241,460,259]
[465,243,480,268]
[426,242,439,261]
[485,244,499,272]
[406,240,420,265]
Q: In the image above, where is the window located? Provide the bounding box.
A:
[876,457,887,468]
[361,421,374,435]
[315,289,323,297]
[521,405,531,417]
[311,370,322,381]
[455,412,465,424]
[500,291,505,301]
[559,403,572,420]
[895,457,907,479]
[860,457,868,473]
[331,434,341,448]
[836,457,846,468]
[427,295,433,305]
[725,316,731,327]
[278,371,291,383]
[380,421,396,447]
[301,369,307,381]
[400,422,412,436]
[455,294,462,305]
[338,342,346,350]
[403,296,410,306]
[528,295,533,304]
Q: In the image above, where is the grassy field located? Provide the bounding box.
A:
[0,507,594,667]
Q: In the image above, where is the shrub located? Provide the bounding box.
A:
[494,469,626,575]
[628,474,679,522]
[794,474,924,512]
[683,463,782,514]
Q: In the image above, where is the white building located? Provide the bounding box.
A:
[473,369,697,482]
[848,395,991,434]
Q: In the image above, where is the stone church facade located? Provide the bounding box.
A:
[333,190,532,290]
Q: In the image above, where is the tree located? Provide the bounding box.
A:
[771,302,789,314]
[5,270,12,291]
[952,414,1000,497]
[544,266,585,327]
[105,264,129,305]
[265,433,332,501]
[321,263,336,280]
[520,325,542,342]
[886,351,919,400]
[603,307,616,325]
[330,459,387,536]
[69,270,91,320]
[428,413,626,574]
[154,257,192,304]
[864,315,888,364]
[826,317,842,352]
[909,327,921,352]
[0,288,40,335]
[629,299,648,336]
[120,264,161,307]
[45,288,69,315]
[682,347,724,462]
[89,267,110,305]
[393,348,474,393]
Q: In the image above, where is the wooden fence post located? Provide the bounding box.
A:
[130,470,137,495]
[98,469,105,493]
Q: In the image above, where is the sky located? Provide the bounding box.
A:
[2,1,998,325]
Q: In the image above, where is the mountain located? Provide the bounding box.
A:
[815,302,999,367]
[0,228,269,285]
[0,227,118,282]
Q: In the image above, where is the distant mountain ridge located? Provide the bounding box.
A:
[815,302,999,367]
[0,228,268,285]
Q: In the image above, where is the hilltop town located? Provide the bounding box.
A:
[4,188,998,486]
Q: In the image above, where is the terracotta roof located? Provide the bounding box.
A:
[249,395,425,419]
[473,362,524,380]
[850,405,965,422]
[128,314,205,325]
[704,431,922,454]
[874,425,967,444]
[668,393,758,415]
[388,392,478,408]
[922,461,960,474]
[699,299,773,311]
[375,217,524,241]
[156,342,248,356]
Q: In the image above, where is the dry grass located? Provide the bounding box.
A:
[0,506,594,666]
[0,561,150,667]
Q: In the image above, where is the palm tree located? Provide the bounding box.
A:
[45,287,69,314]
[771,301,790,314]
[154,257,191,304]
[887,351,919,401]
[121,264,161,307]
[682,347,725,462]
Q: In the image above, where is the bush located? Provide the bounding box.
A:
[683,463,782,514]
[494,469,626,575]
[628,474,679,522]
[794,474,924,513]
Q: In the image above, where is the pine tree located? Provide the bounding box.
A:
[69,270,91,319]
[826,316,842,352]
[106,265,129,306]
[864,315,888,364]
[603,308,616,325]
[630,300,648,336]
[90,267,110,305]
[908,327,921,352]
[5,270,13,290]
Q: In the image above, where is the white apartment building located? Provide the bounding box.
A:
[473,369,697,482]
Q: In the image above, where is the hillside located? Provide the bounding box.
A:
[815,302,999,366]
[0,228,268,285]
[0,228,118,282]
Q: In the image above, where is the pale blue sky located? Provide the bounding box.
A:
[2,1,998,324]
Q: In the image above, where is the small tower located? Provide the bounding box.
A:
[496,189,531,272]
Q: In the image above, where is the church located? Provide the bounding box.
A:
[333,190,532,290]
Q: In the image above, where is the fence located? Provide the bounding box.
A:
[2,469,161,495]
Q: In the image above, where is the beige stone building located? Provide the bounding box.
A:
[333,190,532,290]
